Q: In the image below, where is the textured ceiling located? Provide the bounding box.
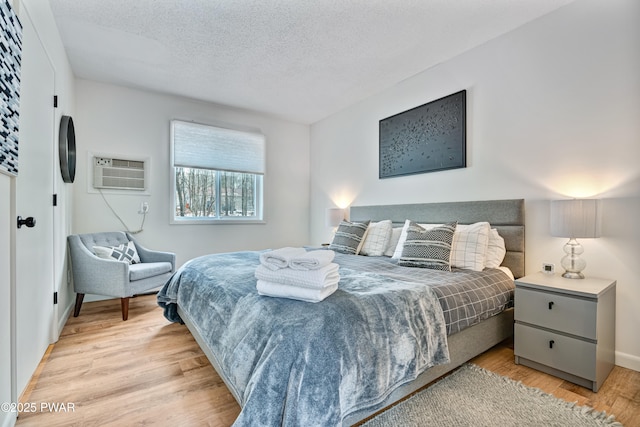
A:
[49,0,574,124]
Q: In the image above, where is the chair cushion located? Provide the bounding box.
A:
[129,262,173,281]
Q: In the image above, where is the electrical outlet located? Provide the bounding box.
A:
[542,263,555,274]
[138,201,149,214]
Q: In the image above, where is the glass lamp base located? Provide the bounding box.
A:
[561,271,585,279]
[560,238,586,279]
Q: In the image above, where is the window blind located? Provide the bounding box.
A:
[172,120,265,174]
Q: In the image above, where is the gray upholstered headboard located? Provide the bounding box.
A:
[350,199,525,279]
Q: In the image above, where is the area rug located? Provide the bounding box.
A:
[363,364,621,427]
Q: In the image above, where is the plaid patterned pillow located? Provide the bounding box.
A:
[451,222,491,271]
[359,220,392,256]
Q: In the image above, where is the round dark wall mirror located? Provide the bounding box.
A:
[59,115,76,183]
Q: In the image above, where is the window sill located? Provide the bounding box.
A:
[170,218,266,225]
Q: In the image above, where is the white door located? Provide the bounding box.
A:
[13,9,56,396]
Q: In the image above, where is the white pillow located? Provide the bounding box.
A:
[392,220,441,259]
[450,222,491,271]
[383,227,403,257]
[93,241,141,265]
[360,220,392,256]
[485,228,507,269]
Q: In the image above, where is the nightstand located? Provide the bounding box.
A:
[514,272,616,392]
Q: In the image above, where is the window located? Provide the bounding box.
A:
[171,120,265,223]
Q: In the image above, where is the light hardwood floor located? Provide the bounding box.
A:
[16,294,640,426]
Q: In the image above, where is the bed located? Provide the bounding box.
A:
[158,199,525,426]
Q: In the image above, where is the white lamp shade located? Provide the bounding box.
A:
[325,208,344,227]
[550,199,602,239]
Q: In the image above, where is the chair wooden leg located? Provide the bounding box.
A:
[121,297,130,321]
[73,293,85,317]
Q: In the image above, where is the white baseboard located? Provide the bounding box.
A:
[616,350,640,372]
[0,411,17,427]
[56,301,73,341]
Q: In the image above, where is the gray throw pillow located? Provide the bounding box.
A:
[398,221,457,270]
[329,220,371,255]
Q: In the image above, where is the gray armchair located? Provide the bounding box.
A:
[68,232,175,320]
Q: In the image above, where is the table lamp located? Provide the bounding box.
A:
[550,199,601,279]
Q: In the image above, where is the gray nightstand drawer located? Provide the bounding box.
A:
[514,273,616,392]
[515,287,597,339]
[515,324,596,381]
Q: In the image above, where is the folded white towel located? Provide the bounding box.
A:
[289,250,335,271]
[259,247,308,271]
[256,280,338,303]
[255,263,340,290]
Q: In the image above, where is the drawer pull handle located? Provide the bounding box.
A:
[548,301,554,310]
[549,340,555,349]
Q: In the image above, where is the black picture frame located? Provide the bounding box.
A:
[0,0,22,177]
[379,90,466,179]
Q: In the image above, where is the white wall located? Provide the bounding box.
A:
[72,80,310,268]
[310,0,640,370]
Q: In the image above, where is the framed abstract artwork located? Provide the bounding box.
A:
[379,90,466,179]
[0,0,23,177]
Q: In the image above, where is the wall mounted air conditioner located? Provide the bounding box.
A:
[93,157,146,191]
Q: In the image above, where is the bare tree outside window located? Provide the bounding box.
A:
[175,167,257,218]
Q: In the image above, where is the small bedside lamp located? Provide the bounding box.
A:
[550,199,602,279]
[325,208,345,245]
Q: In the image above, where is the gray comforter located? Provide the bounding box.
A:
[158,251,511,426]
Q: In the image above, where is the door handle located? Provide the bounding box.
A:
[17,216,36,229]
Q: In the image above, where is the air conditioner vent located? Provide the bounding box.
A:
[93,157,146,191]
[112,159,144,169]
